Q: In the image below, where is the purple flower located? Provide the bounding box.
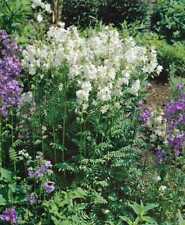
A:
[177,83,184,90]
[28,161,53,179]
[155,149,166,164]
[0,31,22,117]
[0,208,17,224]
[43,181,55,193]
[0,30,8,41]
[164,90,185,157]
[27,193,38,205]
[139,107,151,124]
[168,134,185,157]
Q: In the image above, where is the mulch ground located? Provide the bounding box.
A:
[146,81,170,109]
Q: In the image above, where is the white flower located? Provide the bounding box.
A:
[76,81,92,104]
[156,65,163,75]
[130,80,140,96]
[58,83,63,91]
[22,24,159,113]
[32,0,43,8]
[84,64,97,80]
[122,71,130,85]
[100,105,109,114]
[155,176,161,182]
[37,14,43,23]
[155,115,163,125]
[20,92,33,106]
[81,81,92,92]
[97,87,112,102]
[45,3,51,13]
[76,90,89,103]
[159,185,167,192]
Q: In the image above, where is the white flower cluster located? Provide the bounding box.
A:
[31,0,52,23]
[147,109,167,142]
[32,0,51,13]
[23,23,160,113]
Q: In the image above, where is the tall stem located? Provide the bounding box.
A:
[11,110,16,173]
[0,117,2,168]
[53,126,57,163]
[62,88,66,162]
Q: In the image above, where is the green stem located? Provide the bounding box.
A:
[53,126,57,163]
[0,117,2,168]
[79,114,85,158]
[79,118,83,158]
[62,73,67,161]
[62,110,65,161]
[11,110,16,173]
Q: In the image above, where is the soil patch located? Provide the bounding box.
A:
[146,81,170,109]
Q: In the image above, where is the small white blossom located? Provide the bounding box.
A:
[159,185,167,192]
[32,0,43,8]
[156,65,163,75]
[37,14,43,23]
[45,3,51,13]
[130,80,140,96]
[58,83,63,91]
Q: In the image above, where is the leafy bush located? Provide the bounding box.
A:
[62,0,101,27]
[151,0,185,43]
[98,0,148,26]
[62,0,148,27]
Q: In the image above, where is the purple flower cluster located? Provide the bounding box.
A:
[155,148,166,164]
[0,30,22,117]
[177,83,184,91]
[28,160,53,178]
[165,89,185,156]
[139,105,151,124]
[43,181,55,193]
[0,208,17,224]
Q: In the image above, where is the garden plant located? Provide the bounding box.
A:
[0,0,185,225]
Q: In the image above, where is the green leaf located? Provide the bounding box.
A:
[120,216,133,225]
[178,210,185,225]
[142,216,158,224]
[0,168,12,182]
[0,194,7,206]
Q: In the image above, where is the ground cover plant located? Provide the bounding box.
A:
[0,0,185,224]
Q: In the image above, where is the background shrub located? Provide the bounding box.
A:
[98,0,148,26]
[62,0,101,27]
[151,0,185,43]
[62,0,148,27]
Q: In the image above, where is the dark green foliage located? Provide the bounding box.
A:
[62,0,101,27]
[62,0,148,27]
[98,0,148,26]
[151,0,185,43]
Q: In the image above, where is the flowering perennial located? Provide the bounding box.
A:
[23,24,160,113]
[139,104,151,124]
[31,0,52,23]
[165,88,185,156]
[0,208,17,224]
[0,30,22,117]
[43,181,55,193]
[28,160,53,178]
